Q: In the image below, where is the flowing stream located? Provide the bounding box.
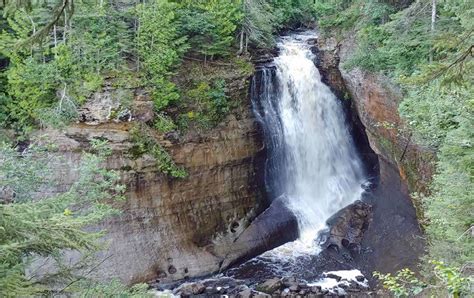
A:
[251,31,367,257]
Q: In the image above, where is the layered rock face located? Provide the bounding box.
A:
[316,36,435,199]
[314,36,429,278]
[34,72,270,284]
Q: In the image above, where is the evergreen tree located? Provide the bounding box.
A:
[0,140,132,296]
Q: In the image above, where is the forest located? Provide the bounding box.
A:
[0,0,472,296]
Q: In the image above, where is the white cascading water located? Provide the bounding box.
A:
[252,32,367,256]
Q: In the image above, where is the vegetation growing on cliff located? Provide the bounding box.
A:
[0,0,316,178]
[0,1,317,294]
[0,0,316,133]
[1,0,471,295]
[0,140,149,296]
[312,0,473,295]
[129,123,187,178]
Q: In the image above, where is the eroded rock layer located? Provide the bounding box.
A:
[33,72,270,284]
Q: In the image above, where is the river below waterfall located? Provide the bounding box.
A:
[152,31,424,297]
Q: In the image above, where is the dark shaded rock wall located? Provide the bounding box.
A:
[314,35,429,278]
[316,36,435,203]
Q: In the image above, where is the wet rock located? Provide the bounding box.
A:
[289,285,299,292]
[339,282,349,289]
[228,285,249,296]
[254,293,271,298]
[298,282,308,289]
[281,288,290,297]
[356,275,365,282]
[205,286,217,294]
[311,286,321,293]
[282,277,298,288]
[238,288,252,298]
[219,196,299,270]
[320,200,372,253]
[178,282,206,296]
[256,278,282,294]
[325,273,342,282]
[359,283,370,291]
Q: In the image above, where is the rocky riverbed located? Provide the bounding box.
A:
[152,269,375,297]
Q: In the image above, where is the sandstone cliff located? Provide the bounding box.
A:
[316,36,435,213]
[32,65,271,285]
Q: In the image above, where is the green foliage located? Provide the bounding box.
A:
[270,0,316,28]
[0,0,319,131]
[374,261,472,297]
[184,79,230,129]
[240,0,275,49]
[136,0,188,111]
[0,2,134,130]
[129,124,187,178]
[393,2,473,273]
[374,268,426,297]
[178,0,242,58]
[5,56,57,128]
[314,1,361,34]
[154,113,177,133]
[238,0,318,51]
[0,140,127,296]
[70,279,151,297]
[399,81,469,148]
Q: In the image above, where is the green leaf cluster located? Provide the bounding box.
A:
[0,2,133,131]
[129,124,187,178]
[135,0,188,112]
[374,261,472,297]
[374,268,426,297]
[178,0,243,58]
[0,140,128,296]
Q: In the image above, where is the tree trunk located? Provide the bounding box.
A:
[238,30,244,55]
[244,33,248,54]
[63,8,67,42]
[430,0,436,63]
[53,24,57,57]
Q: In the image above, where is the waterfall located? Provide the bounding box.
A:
[252,32,367,254]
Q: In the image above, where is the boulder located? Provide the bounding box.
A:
[320,200,372,253]
[238,288,252,298]
[282,277,298,288]
[356,275,365,282]
[325,273,342,282]
[289,285,299,292]
[311,286,321,293]
[256,278,282,294]
[218,196,299,270]
[177,282,206,296]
